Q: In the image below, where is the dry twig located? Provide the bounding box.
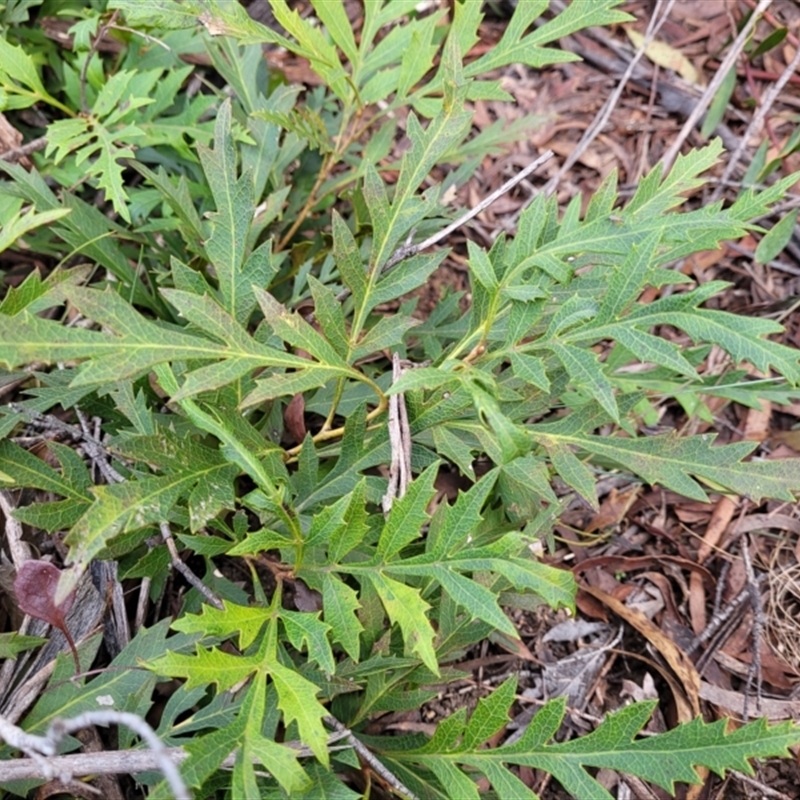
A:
[159,521,224,610]
[660,0,774,171]
[741,535,765,721]
[732,769,793,800]
[325,716,419,800]
[711,41,800,201]
[0,136,47,163]
[10,405,125,484]
[390,150,554,267]
[688,583,750,659]
[0,730,353,783]
[79,10,120,113]
[0,710,190,800]
[381,353,413,515]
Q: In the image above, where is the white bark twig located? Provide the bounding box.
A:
[0,489,32,571]
[382,354,413,515]
[0,727,353,782]
[0,710,190,800]
[0,713,56,756]
[50,711,189,799]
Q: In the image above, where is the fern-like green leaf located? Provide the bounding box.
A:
[366,571,439,675]
[270,660,330,767]
[465,1,632,74]
[542,430,800,502]
[379,683,800,800]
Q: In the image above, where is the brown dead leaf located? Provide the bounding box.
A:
[284,393,306,444]
[691,495,738,634]
[581,584,700,720]
[769,429,800,451]
[686,248,726,278]
[732,513,800,537]
[573,554,715,588]
[584,486,641,533]
[715,647,797,689]
[548,139,615,175]
[490,630,540,663]
[0,114,28,167]
[741,396,772,443]
[696,495,738,566]
[265,52,325,86]
[575,589,609,622]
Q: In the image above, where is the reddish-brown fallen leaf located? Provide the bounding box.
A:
[13,560,80,673]
[284,392,307,444]
[14,560,75,625]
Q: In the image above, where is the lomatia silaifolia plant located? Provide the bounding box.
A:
[1,1,800,798]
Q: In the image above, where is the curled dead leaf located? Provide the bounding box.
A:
[581,583,701,720]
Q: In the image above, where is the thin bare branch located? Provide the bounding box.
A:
[389,149,555,269]
[80,10,120,114]
[9,406,126,484]
[0,727,353,782]
[741,535,765,722]
[0,136,47,162]
[732,769,794,800]
[542,0,676,197]
[325,716,419,800]
[0,489,32,570]
[660,0,774,172]
[0,710,189,798]
[687,577,764,658]
[381,353,413,516]
[159,522,224,610]
[335,150,554,302]
[74,408,125,486]
[711,41,800,201]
